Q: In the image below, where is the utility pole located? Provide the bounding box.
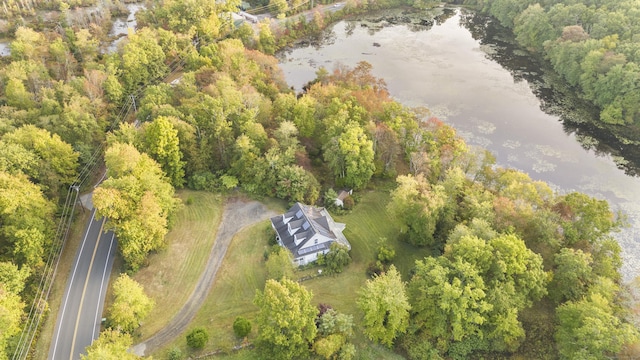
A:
[130,94,137,112]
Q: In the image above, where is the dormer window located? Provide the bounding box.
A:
[294,233,305,246]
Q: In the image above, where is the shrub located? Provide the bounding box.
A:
[342,195,355,210]
[366,261,384,278]
[322,243,351,274]
[377,244,396,264]
[186,327,209,349]
[167,347,183,360]
[233,316,252,338]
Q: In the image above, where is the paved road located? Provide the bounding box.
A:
[48,208,117,360]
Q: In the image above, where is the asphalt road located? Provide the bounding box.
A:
[48,208,117,360]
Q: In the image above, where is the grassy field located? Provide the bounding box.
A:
[133,190,225,340]
[152,220,275,357]
[152,187,428,359]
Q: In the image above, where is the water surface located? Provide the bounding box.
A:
[277,8,640,281]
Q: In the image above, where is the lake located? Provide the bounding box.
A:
[277,7,640,282]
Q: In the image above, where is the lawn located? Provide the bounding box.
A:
[133,190,225,340]
[154,220,274,357]
[153,187,428,359]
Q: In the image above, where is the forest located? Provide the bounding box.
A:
[0,0,638,359]
[462,0,640,139]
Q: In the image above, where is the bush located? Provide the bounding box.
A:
[377,244,396,264]
[322,243,351,274]
[324,188,338,209]
[342,195,355,210]
[188,171,217,192]
[233,316,252,338]
[167,347,183,360]
[366,261,384,278]
[186,327,209,349]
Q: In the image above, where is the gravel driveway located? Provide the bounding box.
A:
[131,197,277,356]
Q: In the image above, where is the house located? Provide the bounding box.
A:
[334,189,353,208]
[270,203,351,265]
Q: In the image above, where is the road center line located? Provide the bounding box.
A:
[92,232,115,340]
[68,217,106,360]
[51,210,96,360]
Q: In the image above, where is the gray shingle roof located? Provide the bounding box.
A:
[270,202,350,259]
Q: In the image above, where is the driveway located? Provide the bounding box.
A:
[131,197,277,356]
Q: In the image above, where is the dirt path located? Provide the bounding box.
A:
[131,197,277,356]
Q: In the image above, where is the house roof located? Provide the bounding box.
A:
[337,189,351,201]
[270,202,350,259]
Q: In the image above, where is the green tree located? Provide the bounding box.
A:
[387,174,446,247]
[186,327,209,349]
[357,265,410,347]
[93,143,179,271]
[0,285,24,360]
[265,247,295,280]
[107,274,154,334]
[377,244,395,264]
[514,4,555,51]
[555,192,620,246]
[120,28,168,93]
[2,125,79,198]
[556,293,638,360]
[550,248,594,303]
[323,123,375,189]
[318,308,354,337]
[81,329,142,360]
[275,165,320,204]
[269,0,288,17]
[142,116,186,187]
[4,78,34,109]
[314,334,346,360]
[254,278,318,360]
[257,21,276,55]
[319,243,352,275]
[233,316,252,338]
[324,188,339,209]
[0,171,55,269]
[407,256,491,354]
[0,262,29,294]
[10,27,46,61]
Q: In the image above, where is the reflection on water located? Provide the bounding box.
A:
[277,8,640,282]
[106,2,145,53]
[0,42,9,56]
[110,2,144,37]
[458,11,640,178]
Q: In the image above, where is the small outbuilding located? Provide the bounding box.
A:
[270,203,351,266]
[334,189,353,208]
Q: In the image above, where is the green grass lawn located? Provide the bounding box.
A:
[152,187,428,359]
[133,190,225,340]
[153,220,273,357]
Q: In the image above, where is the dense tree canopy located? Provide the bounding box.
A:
[1,0,638,358]
[467,0,640,130]
[93,143,179,271]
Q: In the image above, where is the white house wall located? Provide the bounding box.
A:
[298,234,331,250]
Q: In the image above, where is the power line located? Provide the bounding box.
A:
[11,25,199,360]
